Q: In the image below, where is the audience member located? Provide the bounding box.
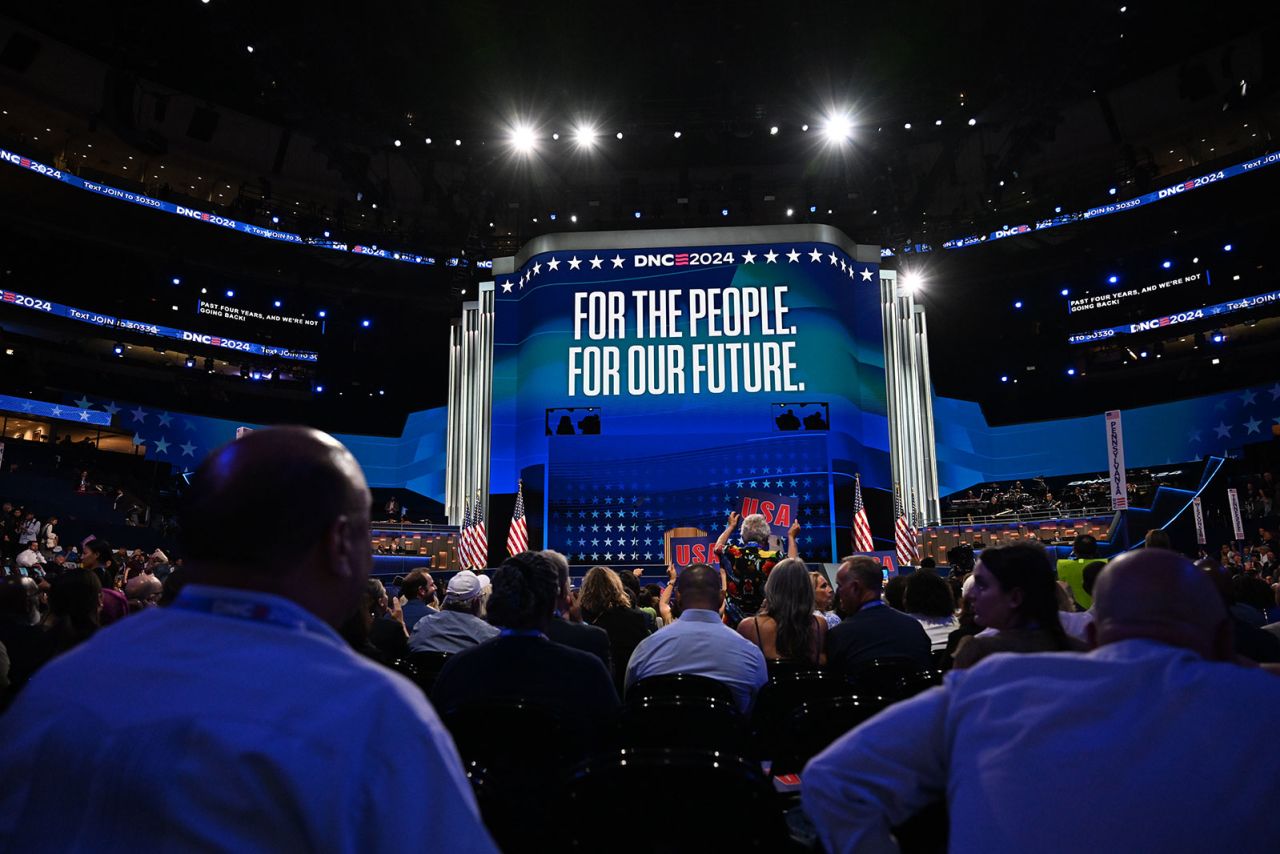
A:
[79,540,129,626]
[825,557,932,678]
[903,569,957,652]
[408,569,500,654]
[541,549,613,674]
[617,567,658,631]
[1144,528,1172,550]
[625,563,768,714]
[810,570,841,628]
[399,568,437,631]
[432,552,619,750]
[1196,559,1280,664]
[43,568,102,655]
[737,558,826,665]
[0,426,495,851]
[124,573,163,611]
[578,566,652,691]
[803,548,1280,853]
[713,511,799,620]
[0,578,52,705]
[953,541,1085,668]
[882,572,909,611]
[15,541,46,575]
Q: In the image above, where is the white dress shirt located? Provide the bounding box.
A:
[803,639,1280,854]
[0,584,497,853]
[15,549,45,570]
[623,608,768,714]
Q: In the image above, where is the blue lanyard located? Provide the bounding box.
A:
[499,628,547,639]
[170,587,331,639]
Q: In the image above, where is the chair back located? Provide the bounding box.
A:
[627,672,735,706]
[401,650,451,697]
[751,670,849,759]
[565,749,789,850]
[770,696,888,776]
[847,656,927,698]
[616,695,749,757]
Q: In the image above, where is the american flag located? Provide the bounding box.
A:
[507,479,528,555]
[852,473,874,553]
[458,497,475,569]
[894,487,919,567]
[472,491,488,568]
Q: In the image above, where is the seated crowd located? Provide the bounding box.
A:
[1,426,1279,852]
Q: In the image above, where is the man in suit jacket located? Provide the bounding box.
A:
[432,552,618,754]
[825,556,932,679]
[541,550,612,675]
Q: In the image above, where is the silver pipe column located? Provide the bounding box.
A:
[880,269,940,526]
[446,281,495,527]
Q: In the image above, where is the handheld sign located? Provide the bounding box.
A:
[670,536,719,571]
[738,489,797,537]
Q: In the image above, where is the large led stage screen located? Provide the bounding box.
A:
[491,225,884,564]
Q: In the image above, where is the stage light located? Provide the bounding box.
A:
[1001,375,1009,383]
[769,125,779,135]
[1192,256,1199,263]
[323,230,331,238]
[425,137,432,144]
[1108,187,1117,195]
[314,384,324,393]
[200,288,207,294]
[510,123,537,153]
[1108,275,1119,284]
[1211,331,1225,343]
[1014,300,1023,309]
[361,319,371,328]
[1139,351,1148,358]
[1211,357,1220,365]
[721,208,729,217]
[935,119,942,126]
[185,356,196,368]
[809,205,817,213]
[246,45,254,53]
[1054,206,1062,213]
[616,131,624,139]
[548,213,557,221]
[786,208,794,217]
[171,276,181,285]
[822,113,853,144]
[1233,274,1241,281]
[318,310,327,318]
[393,139,401,147]
[1060,288,1070,296]
[574,125,598,148]
[249,368,263,381]
[570,214,578,223]
[271,216,279,224]
[379,389,385,396]
[901,273,923,294]
[673,131,682,138]
[1162,260,1172,269]
[967,117,977,126]
[999,180,1005,186]
[454,139,461,146]
[633,211,641,219]
[1066,368,1076,376]
[226,289,235,298]
[1223,243,1232,251]
[903,122,912,130]
[273,300,282,308]
[801,124,809,132]
[113,343,124,356]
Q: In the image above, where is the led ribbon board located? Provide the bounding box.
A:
[1067,288,1280,344]
[0,289,320,361]
[0,393,112,426]
[491,230,886,565]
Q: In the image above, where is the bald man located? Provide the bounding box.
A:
[803,548,1280,854]
[0,427,496,853]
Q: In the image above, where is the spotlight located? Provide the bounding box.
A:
[967,117,977,126]
[379,390,385,396]
[361,319,371,328]
[393,139,402,147]
[801,124,809,132]
[454,139,461,146]
[113,343,124,356]
[903,122,912,130]
[721,208,729,217]
[1108,187,1117,195]
[424,138,432,145]
[273,300,282,308]
[318,310,327,318]
[1061,288,1070,296]
[1139,351,1148,358]
[822,113,853,144]
[246,45,254,53]
[1162,260,1172,269]
[200,288,207,294]
[249,368,263,381]
[1066,368,1076,376]
[1001,375,1009,383]
[935,119,942,126]
[1054,206,1062,213]
[185,356,196,368]
[673,131,682,138]
[1211,331,1225,343]
[615,131,623,139]
[171,276,181,285]
[633,211,641,219]
[1192,256,1199,263]
[323,230,331,238]
[901,273,922,294]
[1223,243,1232,252]
[786,208,794,217]
[809,205,817,213]
[769,125,779,135]
[226,289,235,298]
[570,214,578,223]
[271,216,279,224]
[574,124,598,148]
[1108,275,1119,284]
[510,123,536,153]
[1014,300,1023,309]
[314,384,324,393]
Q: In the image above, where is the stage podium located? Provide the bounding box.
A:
[663,527,709,566]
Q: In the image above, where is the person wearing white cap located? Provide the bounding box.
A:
[408,570,500,654]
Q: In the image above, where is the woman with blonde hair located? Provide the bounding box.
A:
[737,558,826,665]
[578,566,652,691]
